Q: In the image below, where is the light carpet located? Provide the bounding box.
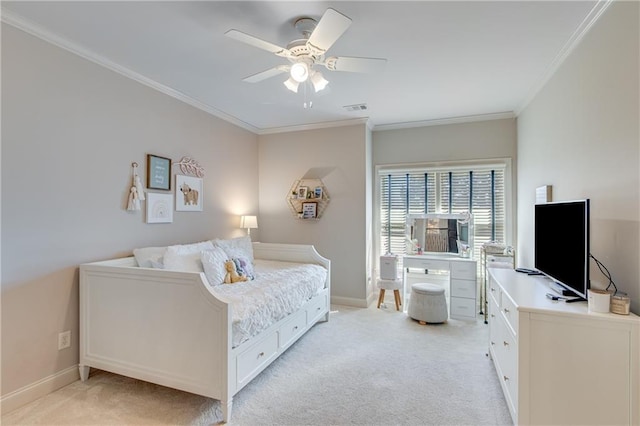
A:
[2,303,512,425]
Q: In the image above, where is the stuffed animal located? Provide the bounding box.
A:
[224,259,248,284]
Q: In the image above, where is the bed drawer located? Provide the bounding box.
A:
[237,331,278,387]
[306,293,328,325]
[279,310,306,349]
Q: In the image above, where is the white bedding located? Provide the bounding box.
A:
[212,259,327,348]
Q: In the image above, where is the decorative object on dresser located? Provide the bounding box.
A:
[487,267,639,425]
[239,215,258,235]
[79,239,331,423]
[146,154,171,190]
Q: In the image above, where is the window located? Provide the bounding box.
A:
[379,163,507,261]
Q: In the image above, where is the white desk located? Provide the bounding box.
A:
[403,254,477,320]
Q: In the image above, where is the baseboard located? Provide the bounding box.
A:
[1,365,79,414]
[330,295,368,308]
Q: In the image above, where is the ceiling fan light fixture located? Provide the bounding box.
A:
[290,62,309,83]
[311,71,329,92]
[284,77,299,93]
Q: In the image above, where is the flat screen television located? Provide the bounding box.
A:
[534,199,590,298]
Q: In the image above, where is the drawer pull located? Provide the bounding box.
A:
[490,287,496,292]
[258,352,265,357]
[503,308,510,314]
[503,375,509,382]
[490,341,495,346]
[490,314,495,318]
[317,306,322,311]
[293,326,299,331]
[503,341,509,347]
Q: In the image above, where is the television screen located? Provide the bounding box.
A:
[534,199,590,298]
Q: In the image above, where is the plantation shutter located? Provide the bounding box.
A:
[379,166,506,259]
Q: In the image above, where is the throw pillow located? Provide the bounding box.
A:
[163,240,214,272]
[212,235,254,263]
[232,256,255,280]
[201,247,229,286]
[133,246,167,268]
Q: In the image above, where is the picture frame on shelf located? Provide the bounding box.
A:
[297,186,308,199]
[314,186,323,199]
[302,201,317,219]
[146,192,173,223]
[175,175,203,212]
[147,154,172,190]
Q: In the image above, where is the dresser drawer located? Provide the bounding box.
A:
[279,310,306,349]
[451,278,476,299]
[306,293,327,325]
[501,293,518,335]
[237,332,278,386]
[451,261,476,279]
[450,296,476,319]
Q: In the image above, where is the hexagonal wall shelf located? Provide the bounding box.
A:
[287,178,330,220]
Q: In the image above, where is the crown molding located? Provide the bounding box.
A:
[372,112,515,132]
[514,0,613,116]
[258,117,370,135]
[1,8,260,135]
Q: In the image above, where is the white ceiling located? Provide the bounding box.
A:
[2,1,603,133]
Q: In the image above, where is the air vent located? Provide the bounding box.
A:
[343,103,368,112]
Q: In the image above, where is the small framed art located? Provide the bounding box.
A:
[302,202,317,219]
[176,175,203,212]
[297,186,308,199]
[146,192,173,223]
[314,186,323,199]
[147,154,171,190]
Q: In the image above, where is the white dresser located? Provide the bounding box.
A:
[403,255,477,320]
[488,268,639,425]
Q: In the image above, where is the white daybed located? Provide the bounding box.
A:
[79,242,330,423]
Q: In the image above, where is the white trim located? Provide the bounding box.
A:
[372,112,515,132]
[377,157,510,175]
[257,117,370,135]
[0,365,79,414]
[331,296,368,308]
[0,8,260,135]
[515,0,613,115]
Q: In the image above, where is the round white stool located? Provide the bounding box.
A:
[377,279,403,311]
[408,283,448,324]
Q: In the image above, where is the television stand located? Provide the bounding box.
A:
[549,281,578,297]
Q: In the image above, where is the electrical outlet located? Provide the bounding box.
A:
[58,331,71,350]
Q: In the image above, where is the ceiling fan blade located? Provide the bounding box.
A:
[225,29,291,57]
[242,66,288,83]
[306,8,352,54]
[325,56,387,73]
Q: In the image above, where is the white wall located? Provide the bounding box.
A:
[1,24,258,399]
[258,123,370,306]
[372,118,518,269]
[517,1,639,312]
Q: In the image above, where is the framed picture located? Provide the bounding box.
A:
[297,186,308,199]
[302,202,317,219]
[147,154,171,190]
[314,186,323,199]
[146,192,173,223]
[175,175,203,212]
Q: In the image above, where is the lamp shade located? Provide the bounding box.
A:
[240,215,258,229]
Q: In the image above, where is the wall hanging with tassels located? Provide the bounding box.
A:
[127,162,145,211]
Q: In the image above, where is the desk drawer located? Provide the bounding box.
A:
[406,259,450,271]
[451,278,476,299]
[451,296,476,319]
[451,261,476,279]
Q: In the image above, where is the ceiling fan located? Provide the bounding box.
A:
[225,8,387,93]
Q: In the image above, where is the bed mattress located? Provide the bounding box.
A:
[212,259,327,348]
